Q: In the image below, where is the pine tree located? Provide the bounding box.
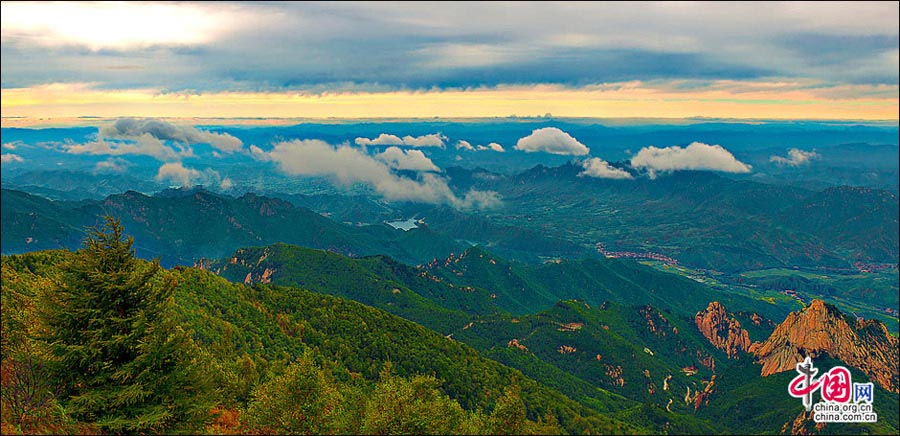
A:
[42,216,211,433]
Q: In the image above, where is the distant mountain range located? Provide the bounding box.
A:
[1,185,592,267]
[4,160,897,273]
[1,187,463,267]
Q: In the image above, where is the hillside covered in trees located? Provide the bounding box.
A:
[1,218,634,434]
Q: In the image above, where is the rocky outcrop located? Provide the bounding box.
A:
[695,302,751,358]
[507,338,528,352]
[693,375,715,411]
[780,411,826,435]
[750,299,899,393]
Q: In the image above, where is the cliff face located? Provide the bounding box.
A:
[749,299,899,393]
[695,302,751,358]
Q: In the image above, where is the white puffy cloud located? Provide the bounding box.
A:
[2,141,21,150]
[481,142,505,152]
[630,142,751,176]
[156,162,200,186]
[579,157,633,179]
[514,127,589,155]
[401,133,447,147]
[261,139,498,209]
[64,117,243,162]
[1,153,24,163]
[770,148,820,166]
[93,157,130,174]
[155,162,231,189]
[375,146,439,172]
[355,133,447,148]
[456,140,475,151]
[457,140,505,152]
[249,144,268,159]
[101,118,243,153]
[355,133,404,146]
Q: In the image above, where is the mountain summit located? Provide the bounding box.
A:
[750,300,899,393]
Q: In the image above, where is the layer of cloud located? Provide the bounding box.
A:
[1,153,24,163]
[102,118,242,153]
[4,2,895,97]
[261,139,498,209]
[630,142,752,176]
[515,127,589,155]
[770,148,820,166]
[375,146,439,172]
[155,162,232,190]
[579,157,633,179]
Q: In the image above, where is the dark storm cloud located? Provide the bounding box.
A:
[1,2,897,91]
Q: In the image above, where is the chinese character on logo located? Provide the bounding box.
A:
[788,357,879,424]
[789,357,821,411]
[853,382,874,403]
[819,366,852,403]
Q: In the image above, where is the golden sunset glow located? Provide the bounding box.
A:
[3,81,897,126]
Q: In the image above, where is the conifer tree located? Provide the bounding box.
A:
[43,216,210,433]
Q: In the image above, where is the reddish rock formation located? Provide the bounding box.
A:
[605,364,625,387]
[751,312,763,326]
[507,338,528,352]
[695,302,751,358]
[557,345,577,354]
[780,411,826,435]
[750,299,899,393]
[258,267,276,284]
[693,375,716,411]
[639,305,671,337]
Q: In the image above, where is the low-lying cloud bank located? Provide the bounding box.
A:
[259,139,499,209]
[156,162,233,190]
[102,118,243,153]
[514,127,589,155]
[355,133,447,148]
[375,146,439,172]
[65,117,244,162]
[67,133,188,161]
[630,142,751,177]
[578,157,633,179]
[770,148,819,166]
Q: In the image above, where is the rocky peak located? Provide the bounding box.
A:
[749,299,899,393]
[695,302,751,358]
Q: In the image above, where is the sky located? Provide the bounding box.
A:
[1,1,898,122]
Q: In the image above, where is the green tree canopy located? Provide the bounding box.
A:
[42,216,211,433]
